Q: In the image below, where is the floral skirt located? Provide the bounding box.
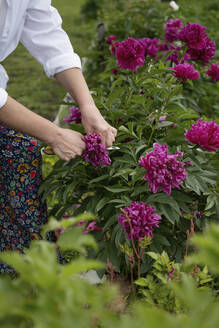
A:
[0,126,47,273]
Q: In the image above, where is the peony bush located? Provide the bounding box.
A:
[1,0,219,327]
[40,0,219,289]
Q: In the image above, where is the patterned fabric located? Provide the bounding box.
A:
[0,126,47,274]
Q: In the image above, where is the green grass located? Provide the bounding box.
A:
[3,0,93,120]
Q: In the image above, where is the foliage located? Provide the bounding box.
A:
[1,219,219,327]
[0,216,118,328]
[135,250,213,313]
[40,0,219,280]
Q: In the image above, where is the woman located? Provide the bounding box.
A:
[0,0,117,273]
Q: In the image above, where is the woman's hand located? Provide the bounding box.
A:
[55,68,117,147]
[81,104,117,147]
[49,127,85,162]
[0,96,85,162]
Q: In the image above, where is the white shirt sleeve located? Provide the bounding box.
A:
[0,88,8,108]
[20,0,82,78]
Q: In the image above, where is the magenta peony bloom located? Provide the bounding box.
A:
[185,119,219,151]
[187,37,216,63]
[115,37,145,72]
[111,41,120,54]
[64,106,81,124]
[139,143,187,195]
[118,201,161,240]
[83,133,111,167]
[157,42,169,52]
[165,19,183,43]
[169,63,199,82]
[76,220,102,234]
[138,37,160,58]
[83,221,102,234]
[206,63,219,82]
[179,23,207,50]
[106,34,116,45]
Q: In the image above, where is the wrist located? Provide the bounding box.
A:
[80,103,100,116]
[79,101,96,113]
[44,125,63,147]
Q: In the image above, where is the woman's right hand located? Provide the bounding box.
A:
[50,127,85,162]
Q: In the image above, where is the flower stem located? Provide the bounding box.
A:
[137,245,141,279]
[129,260,135,293]
[120,208,139,259]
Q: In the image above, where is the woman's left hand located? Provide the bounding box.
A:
[81,104,117,147]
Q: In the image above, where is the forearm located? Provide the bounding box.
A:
[55,68,96,112]
[0,96,61,145]
[55,67,117,147]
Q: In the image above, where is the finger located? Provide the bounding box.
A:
[78,137,86,149]
[75,148,83,156]
[111,127,117,137]
[105,134,115,148]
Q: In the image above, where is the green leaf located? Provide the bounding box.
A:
[96,197,110,212]
[57,227,97,254]
[135,278,148,287]
[89,174,109,184]
[104,186,131,193]
[103,214,118,232]
[159,204,179,224]
[147,193,181,215]
[156,121,174,129]
[153,234,170,246]
[131,186,147,197]
[147,251,160,260]
[61,259,104,278]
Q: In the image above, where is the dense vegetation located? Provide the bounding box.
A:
[1,0,219,327]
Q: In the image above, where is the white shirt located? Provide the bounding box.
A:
[0,0,6,35]
[0,0,82,108]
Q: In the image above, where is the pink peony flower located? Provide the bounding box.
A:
[179,23,208,50]
[139,143,187,195]
[111,41,120,54]
[83,133,111,167]
[206,63,219,82]
[138,37,160,58]
[76,220,102,234]
[63,106,81,124]
[83,221,102,234]
[169,63,199,82]
[115,37,145,72]
[165,19,183,43]
[187,37,216,63]
[118,201,161,240]
[185,118,219,151]
[168,266,175,279]
[157,42,169,52]
[106,34,116,45]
